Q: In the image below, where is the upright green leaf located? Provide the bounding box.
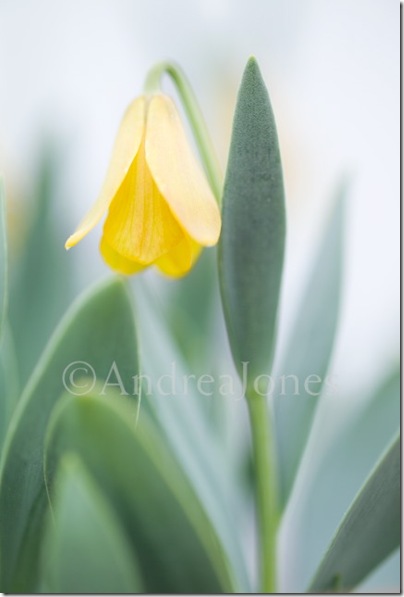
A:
[165,248,218,373]
[0,277,139,592]
[357,548,399,593]
[40,454,143,593]
[308,436,400,592]
[218,57,286,389]
[132,279,250,592]
[0,178,7,338]
[0,323,19,449]
[45,393,237,593]
[9,146,74,383]
[281,366,400,592]
[0,183,19,450]
[275,186,345,507]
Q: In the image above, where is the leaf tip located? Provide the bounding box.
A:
[244,56,263,81]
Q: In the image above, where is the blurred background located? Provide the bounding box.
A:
[0,0,399,592]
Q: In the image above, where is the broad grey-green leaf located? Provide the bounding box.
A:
[218,57,286,389]
[0,178,7,338]
[308,435,400,592]
[275,185,345,507]
[45,392,237,593]
[132,279,250,591]
[0,277,139,592]
[40,453,143,593]
[281,366,400,592]
[9,146,74,384]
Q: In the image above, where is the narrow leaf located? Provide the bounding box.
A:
[131,279,249,591]
[41,453,143,593]
[275,184,345,507]
[45,393,237,593]
[219,57,286,388]
[308,436,400,592]
[0,178,7,338]
[0,277,139,592]
[357,548,400,593]
[285,366,400,591]
[9,146,73,383]
[165,248,218,373]
[0,323,19,449]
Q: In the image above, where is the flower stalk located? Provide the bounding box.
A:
[144,61,223,203]
[246,389,278,593]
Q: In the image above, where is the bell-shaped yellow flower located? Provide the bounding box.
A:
[65,94,221,277]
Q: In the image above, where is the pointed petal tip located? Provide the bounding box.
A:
[65,233,81,250]
[65,224,97,250]
[191,206,222,247]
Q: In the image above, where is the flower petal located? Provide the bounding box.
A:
[102,140,184,264]
[155,236,201,278]
[145,94,221,246]
[65,97,146,249]
[99,236,146,275]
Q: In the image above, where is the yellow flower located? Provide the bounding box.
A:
[65,94,221,277]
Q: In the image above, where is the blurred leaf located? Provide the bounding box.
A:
[40,453,143,593]
[158,249,233,434]
[165,248,218,373]
[327,367,400,497]
[133,279,250,591]
[357,548,400,593]
[0,323,19,449]
[282,366,400,592]
[308,435,400,592]
[0,179,7,338]
[0,277,139,592]
[275,185,345,507]
[218,57,286,388]
[45,392,237,593]
[0,183,19,450]
[9,145,74,383]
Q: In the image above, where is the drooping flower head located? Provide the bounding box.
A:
[66,94,221,277]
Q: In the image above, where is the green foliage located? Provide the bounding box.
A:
[164,248,219,374]
[0,278,138,591]
[0,323,19,449]
[274,186,345,506]
[8,146,74,384]
[133,279,250,591]
[287,366,400,591]
[40,453,143,593]
[309,436,400,592]
[44,392,236,593]
[0,179,7,337]
[219,57,286,390]
[0,58,399,595]
[0,182,19,449]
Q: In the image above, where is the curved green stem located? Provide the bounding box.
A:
[144,61,223,203]
[246,390,278,593]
